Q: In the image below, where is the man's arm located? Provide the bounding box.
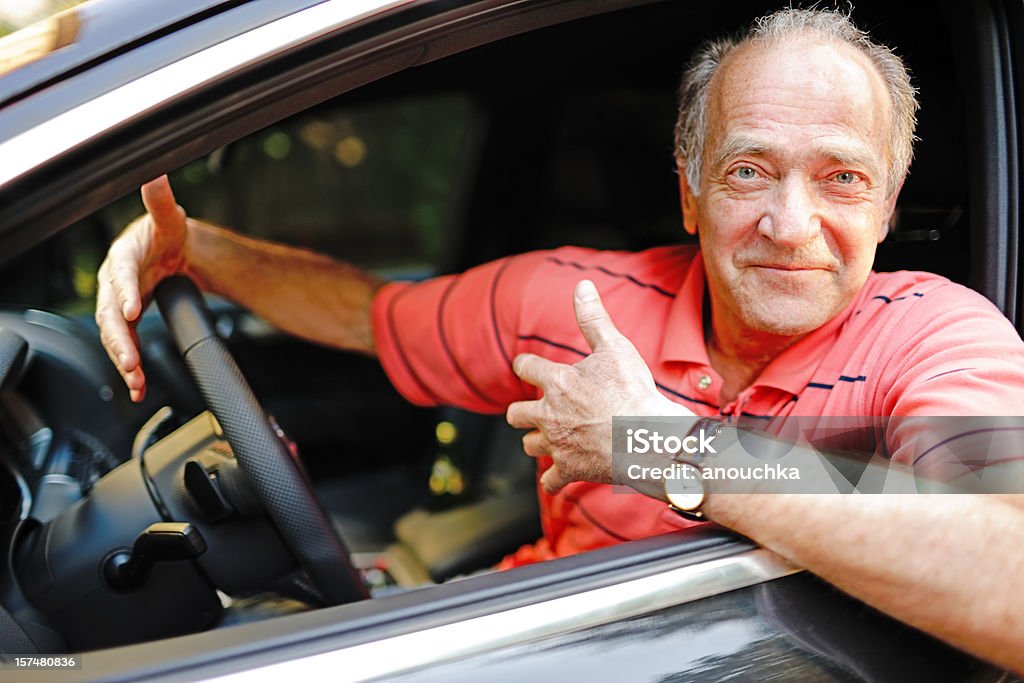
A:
[95,176,383,402]
[707,492,1024,674]
[509,281,1024,675]
[183,219,383,354]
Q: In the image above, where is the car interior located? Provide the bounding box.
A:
[0,0,1006,661]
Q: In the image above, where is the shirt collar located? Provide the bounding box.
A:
[659,252,711,366]
[753,297,856,395]
[659,250,857,397]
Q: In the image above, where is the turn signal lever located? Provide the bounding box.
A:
[104,522,207,591]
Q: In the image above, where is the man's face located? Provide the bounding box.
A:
[684,37,901,344]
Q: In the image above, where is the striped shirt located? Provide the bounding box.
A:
[372,245,1024,565]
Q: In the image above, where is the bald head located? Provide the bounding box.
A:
[674,9,918,197]
[704,37,892,195]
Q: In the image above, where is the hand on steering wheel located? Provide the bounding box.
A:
[154,276,367,605]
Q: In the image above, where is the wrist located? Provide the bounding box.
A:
[663,416,728,521]
[180,218,219,292]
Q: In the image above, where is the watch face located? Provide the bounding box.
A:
[665,464,705,511]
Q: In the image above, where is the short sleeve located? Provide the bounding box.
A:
[875,283,1024,472]
[371,252,550,413]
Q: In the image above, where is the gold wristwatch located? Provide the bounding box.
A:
[665,417,724,521]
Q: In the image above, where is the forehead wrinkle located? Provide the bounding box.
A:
[710,131,882,177]
[705,37,893,173]
[813,141,881,174]
[710,135,769,172]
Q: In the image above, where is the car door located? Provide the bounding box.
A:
[0,0,1021,680]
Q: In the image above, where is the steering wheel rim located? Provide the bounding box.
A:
[154,275,368,605]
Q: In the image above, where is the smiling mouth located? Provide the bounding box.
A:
[748,264,831,272]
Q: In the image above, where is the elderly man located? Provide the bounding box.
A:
[96,8,1024,673]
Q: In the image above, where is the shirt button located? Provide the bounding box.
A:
[698,374,713,390]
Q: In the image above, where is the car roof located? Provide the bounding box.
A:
[0,0,247,108]
[0,0,323,111]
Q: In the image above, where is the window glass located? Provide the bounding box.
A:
[0,93,482,314]
[169,94,482,277]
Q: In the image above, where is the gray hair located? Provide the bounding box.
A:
[673,8,919,196]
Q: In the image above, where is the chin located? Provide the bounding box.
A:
[740,300,840,338]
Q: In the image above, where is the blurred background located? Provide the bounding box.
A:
[0,0,86,37]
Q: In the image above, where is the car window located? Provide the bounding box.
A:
[0,92,483,314]
[169,93,482,277]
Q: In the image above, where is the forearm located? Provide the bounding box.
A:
[707,492,1024,674]
[183,219,384,354]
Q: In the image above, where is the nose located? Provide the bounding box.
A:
[757,178,822,248]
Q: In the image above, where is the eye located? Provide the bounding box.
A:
[833,171,859,184]
[734,166,757,180]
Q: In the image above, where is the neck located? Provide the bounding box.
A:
[705,310,805,405]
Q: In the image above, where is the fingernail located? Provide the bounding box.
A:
[575,280,597,302]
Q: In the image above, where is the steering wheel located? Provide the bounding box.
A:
[154,276,368,605]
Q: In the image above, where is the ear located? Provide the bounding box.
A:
[677,161,699,236]
[878,174,906,243]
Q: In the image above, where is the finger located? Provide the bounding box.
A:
[96,271,148,402]
[512,353,566,389]
[506,399,542,429]
[140,175,186,230]
[573,279,627,352]
[97,313,143,385]
[96,271,139,371]
[97,314,136,374]
[108,250,143,321]
[129,377,147,403]
[540,464,570,495]
[124,317,148,403]
[97,316,147,402]
[521,430,549,458]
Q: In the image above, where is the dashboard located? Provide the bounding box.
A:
[0,308,148,527]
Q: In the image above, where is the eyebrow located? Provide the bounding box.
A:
[710,134,882,176]
[710,136,770,171]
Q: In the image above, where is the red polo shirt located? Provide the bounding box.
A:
[371,245,1024,565]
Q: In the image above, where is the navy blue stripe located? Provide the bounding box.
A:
[872,292,925,304]
[439,276,503,408]
[806,375,867,391]
[388,286,443,404]
[518,335,587,358]
[924,367,976,382]
[658,384,720,409]
[912,427,1024,466]
[562,493,632,542]
[516,334,719,409]
[544,257,676,298]
[739,412,772,420]
[490,257,515,367]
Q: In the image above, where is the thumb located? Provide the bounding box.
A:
[574,279,626,352]
[540,463,570,495]
[140,175,186,234]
